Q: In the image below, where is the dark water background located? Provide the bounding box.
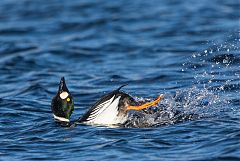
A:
[0,0,239,160]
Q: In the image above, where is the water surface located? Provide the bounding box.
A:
[0,0,239,160]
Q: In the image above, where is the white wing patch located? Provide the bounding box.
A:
[87,95,115,120]
[86,95,122,125]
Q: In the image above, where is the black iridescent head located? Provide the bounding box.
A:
[51,77,74,122]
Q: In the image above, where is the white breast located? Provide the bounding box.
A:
[85,95,127,125]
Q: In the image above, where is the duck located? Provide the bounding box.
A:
[51,77,162,126]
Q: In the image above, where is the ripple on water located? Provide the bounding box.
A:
[0,0,239,161]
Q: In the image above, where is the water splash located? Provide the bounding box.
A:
[126,34,239,128]
[125,86,224,128]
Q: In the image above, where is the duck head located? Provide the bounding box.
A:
[51,77,74,122]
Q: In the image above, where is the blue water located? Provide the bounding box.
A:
[0,0,239,160]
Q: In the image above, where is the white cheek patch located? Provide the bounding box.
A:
[60,91,69,99]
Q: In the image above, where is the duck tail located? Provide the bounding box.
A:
[116,84,128,91]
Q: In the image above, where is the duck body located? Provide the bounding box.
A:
[51,77,162,126]
[78,90,137,125]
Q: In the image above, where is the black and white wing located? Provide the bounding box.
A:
[78,92,122,125]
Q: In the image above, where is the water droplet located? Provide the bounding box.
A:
[219,86,224,90]
[223,59,228,63]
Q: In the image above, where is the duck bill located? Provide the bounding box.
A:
[59,77,69,93]
[127,95,162,111]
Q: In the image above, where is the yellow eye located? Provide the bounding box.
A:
[67,98,70,102]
